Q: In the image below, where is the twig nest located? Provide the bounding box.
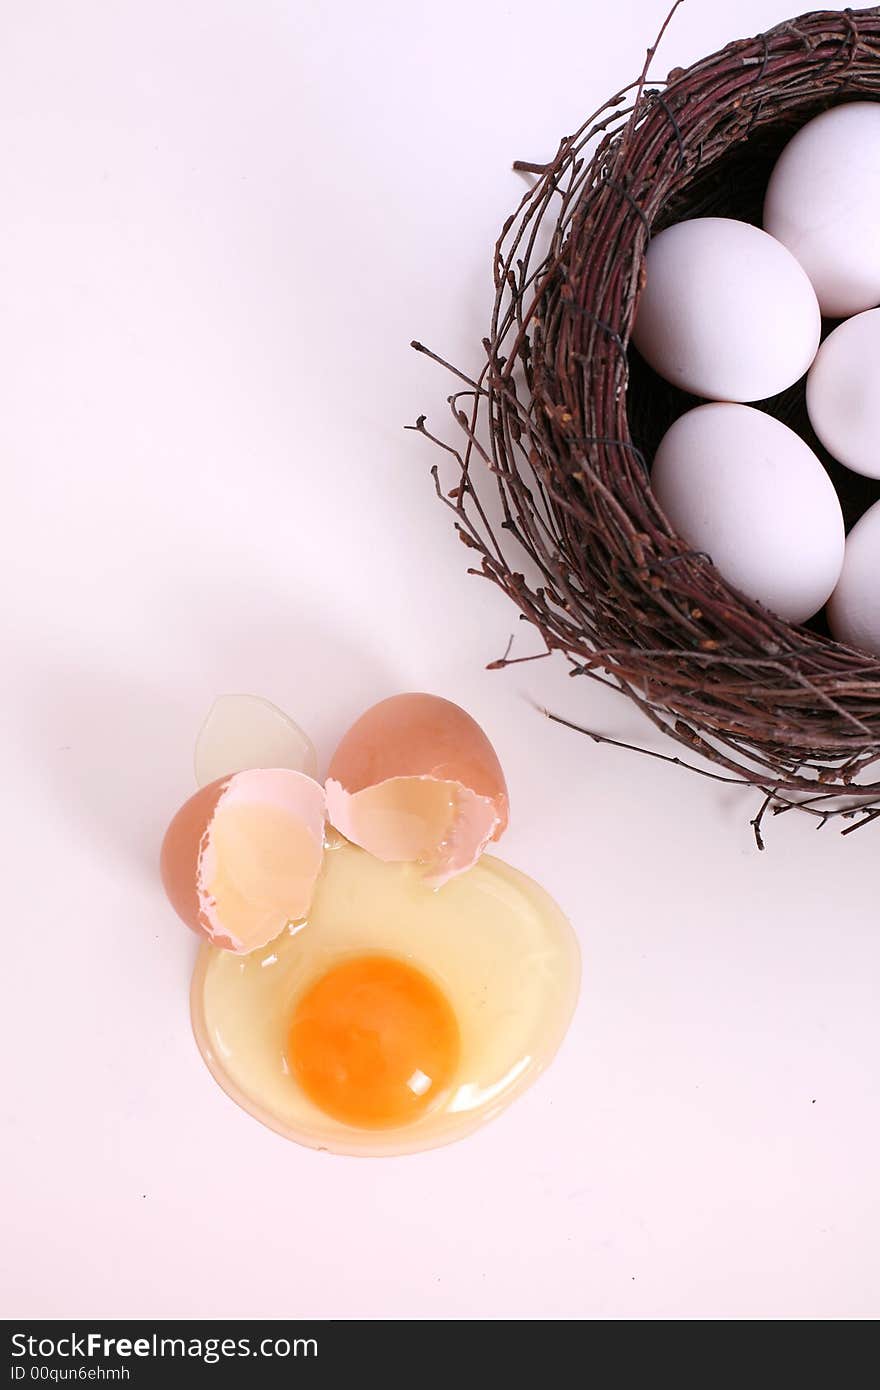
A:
[417,7,880,830]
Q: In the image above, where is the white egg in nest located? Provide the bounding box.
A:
[764,102,880,319]
[827,499,880,659]
[651,403,844,625]
[632,217,820,402]
[807,310,880,481]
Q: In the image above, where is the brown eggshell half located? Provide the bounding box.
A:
[160,778,229,942]
[327,694,509,812]
[325,693,509,885]
[160,769,326,953]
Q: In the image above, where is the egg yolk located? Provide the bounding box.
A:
[287,956,460,1129]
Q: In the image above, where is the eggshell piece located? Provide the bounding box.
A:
[806,310,880,480]
[652,403,844,625]
[160,769,326,953]
[631,217,820,401]
[160,780,227,942]
[764,103,880,318]
[325,694,508,886]
[827,499,880,658]
[194,693,318,787]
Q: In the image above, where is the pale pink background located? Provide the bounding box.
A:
[3,0,878,1320]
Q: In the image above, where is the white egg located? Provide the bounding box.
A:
[827,500,880,657]
[631,217,820,401]
[652,403,844,625]
[806,310,880,480]
[764,103,880,318]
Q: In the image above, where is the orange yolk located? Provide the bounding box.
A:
[287,955,460,1129]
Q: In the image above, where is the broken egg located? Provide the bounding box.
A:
[162,689,580,1155]
[194,693,318,787]
[160,768,325,953]
[191,839,580,1156]
[325,693,508,886]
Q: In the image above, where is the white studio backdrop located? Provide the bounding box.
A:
[1,0,877,1319]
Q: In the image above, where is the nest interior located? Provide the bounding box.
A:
[414,5,880,838]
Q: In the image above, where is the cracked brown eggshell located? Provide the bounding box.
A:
[324,693,509,886]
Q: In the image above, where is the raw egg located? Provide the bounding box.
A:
[160,768,325,953]
[325,693,509,885]
[289,955,460,1129]
[191,839,580,1156]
